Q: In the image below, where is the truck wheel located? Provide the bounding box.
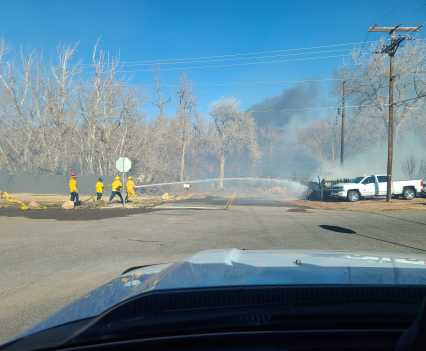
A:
[403,187,416,200]
[347,190,360,202]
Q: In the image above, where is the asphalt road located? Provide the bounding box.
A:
[1,200,426,342]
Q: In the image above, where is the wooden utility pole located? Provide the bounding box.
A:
[335,107,340,162]
[387,54,395,202]
[368,25,422,202]
[340,80,346,166]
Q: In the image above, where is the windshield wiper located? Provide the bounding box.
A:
[121,263,167,275]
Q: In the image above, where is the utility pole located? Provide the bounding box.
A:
[387,53,395,202]
[335,107,340,162]
[340,80,346,166]
[368,25,422,202]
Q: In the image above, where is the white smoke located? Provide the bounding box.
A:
[315,132,426,181]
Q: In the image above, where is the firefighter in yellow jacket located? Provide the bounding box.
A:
[109,176,124,204]
[125,176,136,203]
[96,177,104,200]
[68,172,80,207]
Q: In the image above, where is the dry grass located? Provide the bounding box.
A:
[291,198,426,212]
[0,192,195,209]
[4,192,426,213]
[10,193,69,203]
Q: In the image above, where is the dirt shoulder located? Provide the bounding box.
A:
[0,192,196,220]
[3,192,426,214]
[290,198,426,212]
[1,192,192,206]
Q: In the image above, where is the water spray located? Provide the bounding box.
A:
[134,177,307,200]
[134,177,301,189]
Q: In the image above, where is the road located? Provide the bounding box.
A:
[1,199,426,342]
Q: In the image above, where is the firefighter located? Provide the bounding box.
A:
[125,176,136,203]
[96,177,104,200]
[69,172,80,207]
[109,176,124,204]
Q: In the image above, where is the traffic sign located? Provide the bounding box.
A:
[116,157,132,173]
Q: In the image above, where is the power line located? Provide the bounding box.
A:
[81,40,377,67]
[117,53,357,73]
[191,78,345,87]
[192,78,346,86]
[118,40,377,65]
[250,103,378,113]
[129,70,420,89]
[113,74,423,95]
[131,77,360,88]
[395,93,426,105]
[250,99,425,113]
[116,48,364,67]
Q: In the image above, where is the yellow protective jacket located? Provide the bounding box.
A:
[126,179,136,196]
[112,178,122,192]
[96,181,104,193]
[69,177,78,193]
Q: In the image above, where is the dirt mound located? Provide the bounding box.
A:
[28,201,42,209]
[61,201,74,210]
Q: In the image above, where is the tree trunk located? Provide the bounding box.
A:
[219,151,225,189]
[180,139,186,181]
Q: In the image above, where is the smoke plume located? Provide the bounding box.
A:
[249,83,320,127]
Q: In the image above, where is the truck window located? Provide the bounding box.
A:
[377,176,388,183]
[362,176,375,184]
[350,177,364,183]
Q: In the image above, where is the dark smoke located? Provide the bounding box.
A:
[248,83,320,127]
[248,83,321,179]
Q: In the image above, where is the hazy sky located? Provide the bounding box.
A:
[0,0,425,114]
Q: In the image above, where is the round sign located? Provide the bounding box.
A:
[116,157,132,173]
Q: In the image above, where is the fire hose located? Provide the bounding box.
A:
[1,192,29,210]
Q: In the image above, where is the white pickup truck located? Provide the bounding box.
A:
[329,175,424,202]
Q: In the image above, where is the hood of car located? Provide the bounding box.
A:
[21,249,426,338]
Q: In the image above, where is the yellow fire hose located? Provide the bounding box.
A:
[1,192,29,210]
[0,192,51,210]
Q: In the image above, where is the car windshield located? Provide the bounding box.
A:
[1,0,426,346]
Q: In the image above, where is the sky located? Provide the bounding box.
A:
[0,0,425,116]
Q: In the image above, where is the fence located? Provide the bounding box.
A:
[0,173,115,195]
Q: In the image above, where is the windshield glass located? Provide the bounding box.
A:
[349,177,365,183]
[1,0,426,345]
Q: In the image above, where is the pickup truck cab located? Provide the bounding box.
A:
[329,174,423,202]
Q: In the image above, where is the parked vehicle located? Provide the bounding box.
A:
[329,175,424,202]
[4,249,426,351]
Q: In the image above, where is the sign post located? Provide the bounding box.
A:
[115,157,132,203]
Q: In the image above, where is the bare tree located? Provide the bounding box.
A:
[300,40,426,167]
[419,160,426,179]
[298,119,338,162]
[0,42,257,183]
[152,71,170,118]
[176,74,195,181]
[402,156,417,178]
[346,40,426,135]
[209,97,259,188]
